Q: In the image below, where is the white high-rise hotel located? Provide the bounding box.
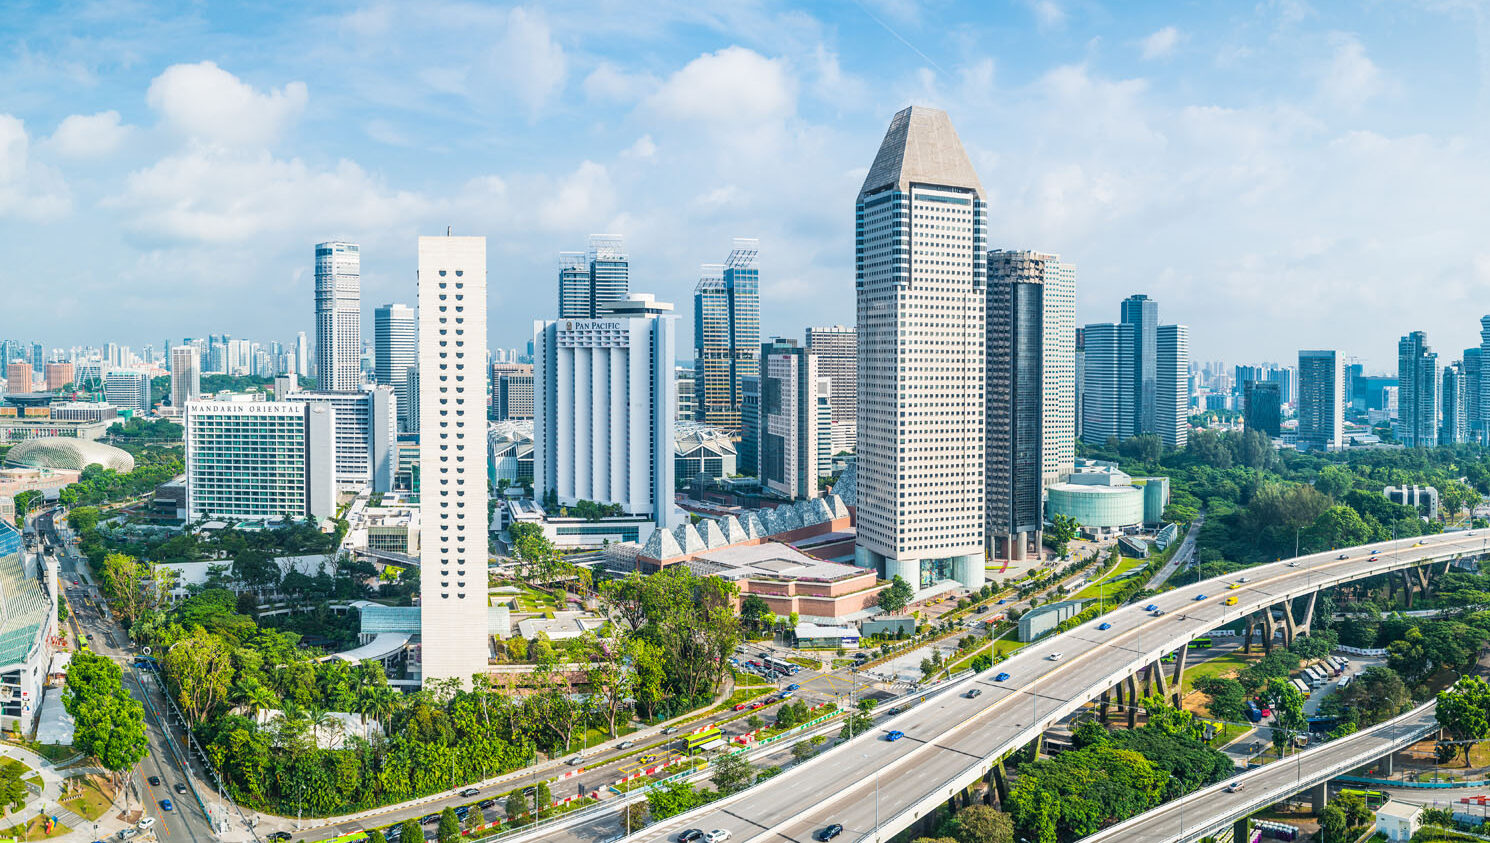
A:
[315,241,362,392]
[854,106,986,592]
[417,234,489,687]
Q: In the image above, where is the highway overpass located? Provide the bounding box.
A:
[1081,701,1440,842]
[511,531,1484,843]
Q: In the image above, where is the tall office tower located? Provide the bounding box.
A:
[989,251,1076,486]
[490,363,534,421]
[417,234,489,689]
[675,367,698,423]
[1079,322,1135,445]
[1342,360,1362,413]
[1397,331,1439,447]
[1464,349,1484,442]
[534,293,678,530]
[315,240,362,393]
[1120,294,1159,435]
[693,241,761,433]
[759,339,830,500]
[403,369,419,435]
[1442,362,1469,445]
[1074,328,1085,440]
[29,344,42,373]
[295,331,309,377]
[739,375,761,476]
[1156,324,1190,448]
[170,346,201,409]
[1298,350,1344,451]
[557,235,630,319]
[184,397,336,521]
[374,303,417,431]
[283,388,396,492]
[985,254,1043,561]
[1481,317,1490,441]
[854,106,985,593]
[44,362,73,392]
[1243,380,1282,437]
[103,371,150,413]
[5,363,31,395]
[805,325,857,453]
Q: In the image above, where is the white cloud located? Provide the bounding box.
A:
[0,115,69,220]
[491,7,566,114]
[622,135,657,160]
[1140,27,1182,60]
[48,110,133,158]
[537,161,615,230]
[583,62,656,103]
[647,47,797,127]
[146,62,308,147]
[1318,34,1385,110]
[1027,0,1067,30]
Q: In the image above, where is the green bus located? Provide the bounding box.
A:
[1192,638,1213,649]
[686,727,725,752]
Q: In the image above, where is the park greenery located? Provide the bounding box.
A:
[56,447,182,509]
[105,417,183,441]
[62,651,149,784]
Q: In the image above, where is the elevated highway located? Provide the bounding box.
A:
[566,531,1485,843]
[1082,702,1440,843]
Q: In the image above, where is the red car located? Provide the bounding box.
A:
[749,701,767,710]
[734,703,749,711]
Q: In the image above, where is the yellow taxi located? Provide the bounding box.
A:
[1224,596,1238,606]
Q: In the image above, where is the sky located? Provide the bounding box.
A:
[5,0,1490,372]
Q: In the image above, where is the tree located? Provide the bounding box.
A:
[534,781,552,813]
[62,651,148,785]
[950,804,1014,843]
[1045,514,1079,557]
[879,576,915,614]
[505,791,529,820]
[1319,804,1348,840]
[1437,677,1490,767]
[437,808,460,843]
[712,751,753,795]
[0,763,24,814]
[791,740,816,763]
[739,595,772,631]
[399,819,423,843]
[368,831,387,843]
[162,635,234,725]
[1336,790,1371,828]
[622,801,648,831]
[644,780,712,820]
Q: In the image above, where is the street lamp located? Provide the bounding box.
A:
[861,753,880,838]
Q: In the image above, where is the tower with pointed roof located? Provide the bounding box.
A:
[853,106,987,594]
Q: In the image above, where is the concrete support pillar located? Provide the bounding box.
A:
[1126,673,1139,728]
[992,760,1009,805]
[1152,659,1169,700]
[1243,614,1256,654]
[1260,608,1276,654]
[1281,600,1298,648]
[1383,751,1394,776]
[1416,565,1431,592]
[1401,569,1416,609]
[1028,733,1043,760]
[1298,591,1317,634]
[983,768,999,807]
[1099,689,1110,723]
[1234,817,1250,843]
[1309,782,1328,814]
[1139,664,1153,698]
[1170,643,1189,708]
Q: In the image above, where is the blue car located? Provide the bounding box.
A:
[996,598,1006,605]
[1143,604,1158,611]
[160,798,174,812]
[786,683,800,692]
[1193,594,1206,601]
[886,730,905,742]
[994,672,1010,682]
[1098,622,1112,631]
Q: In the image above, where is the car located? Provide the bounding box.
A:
[72,579,79,585]
[1047,652,1063,661]
[1369,556,1380,562]
[1371,548,1380,554]
[975,605,988,614]
[996,598,1006,605]
[678,830,705,843]
[1224,596,1238,606]
[566,755,586,766]
[148,775,161,786]
[454,806,470,819]
[964,688,982,698]
[478,798,496,809]
[1193,594,1206,601]
[749,701,767,710]
[1144,604,1158,611]
[994,672,1010,682]
[159,798,174,812]
[640,755,658,764]
[1225,781,1244,793]
[267,833,292,842]
[422,814,441,825]
[1238,576,1249,583]
[116,830,139,841]
[886,730,905,742]
[1470,532,1477,537]
[1151,608,1165,616]
[817,824,844,841]
[734,702,749,711]
[1228,583,1239,590]
[173,782,187,794]
[779,690,794,699]
[704,832,731,843]
[137,818,156,832]
[1414,541,1424,547]
[618,740,635,749]
[1098,622,1112,631]
[522,786,537,798]
[786,683,800,692]
[663,725,679,734]
[1338,553,1348,559]
[460,787,480,797]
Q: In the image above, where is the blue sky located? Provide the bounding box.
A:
[4,0,1490,371]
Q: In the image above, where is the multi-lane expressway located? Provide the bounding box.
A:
[523,531,1485,843]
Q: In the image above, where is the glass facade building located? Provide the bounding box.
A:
[693,240,761,432]
[315,241,362,392]
[1398,331,1439,448]
[558,235,630,319]
[986,251,1045,560]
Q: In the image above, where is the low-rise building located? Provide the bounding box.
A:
[682,542,885,623]
[0,415,110,444]
[1374,800,1421,841]
[1045,459,1169,538]
[794,622,860,648]
[1018,599,1086,642]
[1384,485,1439,520]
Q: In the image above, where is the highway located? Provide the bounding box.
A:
[509,531,1487,843]
[1081,702,1441,842]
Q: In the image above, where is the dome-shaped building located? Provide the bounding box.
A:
[4,438,135,473]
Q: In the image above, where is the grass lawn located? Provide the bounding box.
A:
[992,638,1027,659]
[947,642,992,675]
[60,776,115,822]
[1070,557,1147,602]
[733,672,772,687]
[1177,651,1254,696]
[0,815,70,839]
[788,657,820,670]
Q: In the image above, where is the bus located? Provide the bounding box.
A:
[686,727,725,753]
[1291,678,1311,698]
[1339,789,1390,808]
[1336,674,1353,691]
[763,656,799,676]
[1191,638,1213,649]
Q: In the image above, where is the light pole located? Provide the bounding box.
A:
[861,753,879,838]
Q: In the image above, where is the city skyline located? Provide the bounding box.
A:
[6,3,1489,368]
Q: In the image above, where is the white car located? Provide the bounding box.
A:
[1047,652,1063,661]
[705,831,732,843]
[618,740,635,749]
[137,818,156,831]
[566,755,586,766]
[1225,781,1244,793]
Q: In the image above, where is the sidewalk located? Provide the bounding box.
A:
[0,742,138,843]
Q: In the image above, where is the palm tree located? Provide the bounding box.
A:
[363,687,401,734]
[244,683,280,720]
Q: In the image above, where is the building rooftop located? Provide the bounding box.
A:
[4,437,134,473]
[0,523,50,668]
[685,542,868,584]
[860,105,984,199]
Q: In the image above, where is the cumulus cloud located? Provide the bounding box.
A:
[647,47,797,127]
[0,115,69,219]
[492,7,566,114]
[583,62,656,103]
[1140,27,1182,60]
[537,161,615,230]
[1318,34,1385,110]
[48,110,132,158]
[146,61,308,147]
[1027,0,1067,30]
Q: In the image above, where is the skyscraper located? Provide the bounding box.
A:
[5,363,31,395]
[1298,350,1344,451]
[374,303,416,431]
[1397,330,1438,447]
[1463,348,1483,442]
[805,325,857,453]
[103,371,150,414]
[759,339,830,501]
[1041,258,1077,484]
[693,240,761,433]
[170,346,201,410]
[1443,362,1469,445]
[534,293,678,531]
[295,331,309,378]
[44,362,73,392]
[1120,294,1158,436]
[1156,324,1190,448]
[417,234,489,688]
[1243,380,1281,437]
[315,241,361,392]
[1079,322,1135,445]
[557,235,630,319]
[854,105,985,593]
[985,252,1043,561]
[490,363,534,421]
